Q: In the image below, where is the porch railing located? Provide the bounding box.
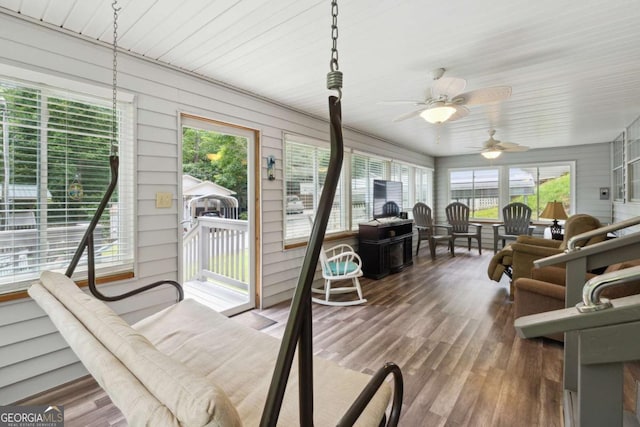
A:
[183,216,249,292]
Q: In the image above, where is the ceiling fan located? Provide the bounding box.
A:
[473,130,530,159]
[381,68,512,124]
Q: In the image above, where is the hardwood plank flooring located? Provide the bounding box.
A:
[17,249,567,426]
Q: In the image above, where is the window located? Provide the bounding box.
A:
[0,77,134,294]
[612,132,625,201]
[628,117,640,202]
[284,134,344,240]
[283,135,434,243]
[414,167,433,206]
[351,153,385,230]
[509,164,571,220]
[449,168,499,219]
[391,163,410,211]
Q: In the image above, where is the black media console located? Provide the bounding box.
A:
[358,218,413,279]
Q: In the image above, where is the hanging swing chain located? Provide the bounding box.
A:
[326,0,343,101]
[330,1,339,72]
[111,0,120,156]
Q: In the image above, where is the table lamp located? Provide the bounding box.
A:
[540,201,568,240]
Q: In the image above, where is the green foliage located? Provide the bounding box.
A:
[474,173,570,218]
[1,87,113,224]
[182,128,248,211]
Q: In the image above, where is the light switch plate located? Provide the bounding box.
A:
[156,192,172,208]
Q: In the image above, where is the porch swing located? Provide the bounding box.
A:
[28,1,403,426]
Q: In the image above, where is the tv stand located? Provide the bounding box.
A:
[358,218,413,279]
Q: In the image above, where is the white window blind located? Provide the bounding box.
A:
[284,134,344,241]
[627,117,640,202]
[0,78,134,294]
[414,167,433,207]
[612,132,625,201]
[351,153,386,229]
[390,163,410,212]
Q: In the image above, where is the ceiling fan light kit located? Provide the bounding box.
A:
[472,130,530,159]
[481,149,502,159]
[382,69,512,125]
[420,104,456,124]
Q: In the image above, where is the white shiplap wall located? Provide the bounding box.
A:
[0,13,433,403]
[434,143,614,248]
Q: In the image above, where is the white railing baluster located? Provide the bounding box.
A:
[184,217,249,293]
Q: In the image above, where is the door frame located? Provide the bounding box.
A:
[178,112,261,313]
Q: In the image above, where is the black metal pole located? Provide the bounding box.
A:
[260,96,343,426]
[66,155,119,278]
[65,154,184,302]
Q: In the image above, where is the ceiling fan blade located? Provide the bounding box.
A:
[451,86,512,106]
[504,145,530,152]
[378,100,428,105]
[446,105,470,122]
[392,108,426,122]
[431,76,466,98]
[496,141,519,148]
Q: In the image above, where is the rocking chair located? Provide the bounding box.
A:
[312,243,366,306]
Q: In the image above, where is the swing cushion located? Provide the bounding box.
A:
[31,271,392,427]
[325,260,359,276]
[31,271,241,427]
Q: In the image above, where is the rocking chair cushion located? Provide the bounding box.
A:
[325,260,359,276]
[35,271,241,427]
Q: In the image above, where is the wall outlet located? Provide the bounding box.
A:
[600,187,610,200]
[156,192,173,208]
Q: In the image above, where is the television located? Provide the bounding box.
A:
[372,179,403,219]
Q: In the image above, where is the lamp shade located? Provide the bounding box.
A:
[540,201,568,220]
[420,103,456,124]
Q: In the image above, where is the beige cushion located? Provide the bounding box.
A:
[36,271,241,427]
[28,282,180,427]
[135,299,391,427]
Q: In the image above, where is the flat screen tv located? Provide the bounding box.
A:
[372,179,403,219]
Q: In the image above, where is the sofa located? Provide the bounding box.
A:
[487,213,606,298]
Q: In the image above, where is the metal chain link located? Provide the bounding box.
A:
[111,0,120,156]
[326,0,343,101]
[330,0,339,71]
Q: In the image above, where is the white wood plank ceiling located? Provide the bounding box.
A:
[1,0,639,157]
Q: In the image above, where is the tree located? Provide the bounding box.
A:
[182,128,248,213]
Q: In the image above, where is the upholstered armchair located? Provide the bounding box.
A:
[488,213,606,298]
[514,260,640,341]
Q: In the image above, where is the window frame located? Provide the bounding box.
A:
[0,66,135,295]
[504,161,576,221]
[627,116,640,202]
[447,161,576,222]
[447,166,501,220]
[283,133,434,245]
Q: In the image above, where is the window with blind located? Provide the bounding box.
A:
[390,163,410,212]
[415,167,433,206]
[284,134,434,243]
[284,134,345,240]
[627,117,640,202]
[351,153,386,230]
[612,132,625,201]
[0,77,134,294]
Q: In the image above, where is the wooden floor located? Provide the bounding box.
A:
[18,248,567,426]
